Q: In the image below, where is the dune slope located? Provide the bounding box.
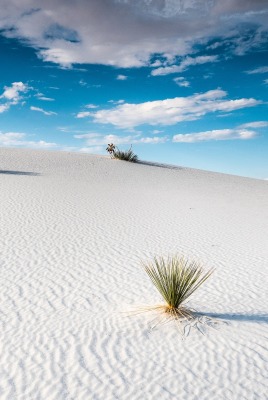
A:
[0,148,268,400]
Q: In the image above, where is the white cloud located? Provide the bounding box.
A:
[152,55,219,76]
[217,113,234,118]
[74,133,102,139]
[76,104,100,118]
[38,96,55,101]
[30,106,57,116]
[79,146,104,154]
[245,66,268,74]
[0,104,10,113]
[0,132,25,146]
[173,129,257,143]
[76,111,92,118]
[174,77,190,87]
[116,75,128,80]
[0,82,28,101]
[0,131,57,148]
[139,137,167,144]
[108,99,125,105]
[79,79,87,86]
[61,146,80,152]
[57,127,95,134]
[27,140,57,148]
[0,1,267,68]
[203,73,214,79]
[85,104,99,109]
[88,90,260,128]
[0,82,29,113]
[74,133,139,146]
[239,121,268,128]
[151,60,163,67]
[176,81,190,87]
[74,133,167,146]
[231,29,268,56]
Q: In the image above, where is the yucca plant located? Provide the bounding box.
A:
[143,255,213,324]
[112,145,138,162]
[106,143,116,155]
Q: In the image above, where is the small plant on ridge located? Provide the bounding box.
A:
[106,143,138,162]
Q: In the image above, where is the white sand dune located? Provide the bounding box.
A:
[0,147,267,400]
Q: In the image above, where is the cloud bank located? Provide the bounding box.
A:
[0,132,57,148]
[0,0,267,68]
[173,129,257,143]
[74,133,167,146]
[83,90,260,128]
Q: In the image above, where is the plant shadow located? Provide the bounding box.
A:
[138,160,184,170]
[198,312,268,324]
[0,170,40,176]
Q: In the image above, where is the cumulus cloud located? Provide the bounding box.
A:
[1,82,28,101]
[87,90,260,128]
[0,131,57,148]
[0,1,267,68]
[173,129,257,143]
[0,82,29,113]
[30,106,57,115]
[152,55,218,76]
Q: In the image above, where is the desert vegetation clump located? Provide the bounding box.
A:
[142,255,214,332]
[106,143,138,162]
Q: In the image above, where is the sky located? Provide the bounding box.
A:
[0,0,267,179]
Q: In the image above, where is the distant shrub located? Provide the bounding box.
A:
[106,143,138,162]
[106,143,115,155]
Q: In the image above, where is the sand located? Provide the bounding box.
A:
[0,147,267,400]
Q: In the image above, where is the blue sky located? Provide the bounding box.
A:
[0,0,267,179]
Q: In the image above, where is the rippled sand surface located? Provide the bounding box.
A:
[0,148,267,400]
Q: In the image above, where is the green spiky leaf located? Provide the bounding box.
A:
[143,255,213,311]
